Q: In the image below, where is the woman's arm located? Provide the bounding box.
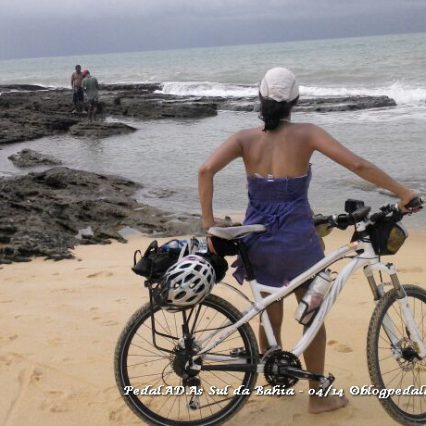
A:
[309,125,418,211]
[198,133,243,229]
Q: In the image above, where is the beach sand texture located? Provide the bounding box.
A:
[1,229,425,426]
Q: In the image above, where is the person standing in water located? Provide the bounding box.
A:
[82,69,100,122]
[198,67,419,413]
[70,64,84,112]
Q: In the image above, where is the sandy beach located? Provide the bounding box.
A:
[1,227,425,426]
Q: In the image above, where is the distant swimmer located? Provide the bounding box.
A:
[82,69,100,122]
[71,64,84,113]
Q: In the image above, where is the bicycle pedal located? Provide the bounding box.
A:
[318,373,335,390]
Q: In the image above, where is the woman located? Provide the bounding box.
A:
[198,67,418,413]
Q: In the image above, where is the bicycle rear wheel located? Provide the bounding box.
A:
[367,284,426,425]
[114,294,259,426]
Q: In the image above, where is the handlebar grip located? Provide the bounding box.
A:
[313,214,330,226]
[350,206,371,223]
[405,196,424,210]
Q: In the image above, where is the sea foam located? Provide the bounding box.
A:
[156,81,426,106]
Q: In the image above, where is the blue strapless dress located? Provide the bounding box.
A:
[233,166,324,287]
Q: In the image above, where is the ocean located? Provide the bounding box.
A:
[1,32,425,227]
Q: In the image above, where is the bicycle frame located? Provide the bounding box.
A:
[194,221,426,371]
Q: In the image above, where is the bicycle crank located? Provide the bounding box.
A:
[263,349,335,390]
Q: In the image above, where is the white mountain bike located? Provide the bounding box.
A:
[115,197,425,426]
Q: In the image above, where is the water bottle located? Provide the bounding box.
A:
[295,269,333,326]
[190,237,208,254]
[160,240,188,252]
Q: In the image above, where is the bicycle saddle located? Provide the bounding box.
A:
[208,224,266,240]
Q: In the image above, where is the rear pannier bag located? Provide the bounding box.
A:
[132,240,185,281]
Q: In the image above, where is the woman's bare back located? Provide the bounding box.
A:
[238,123,314,178]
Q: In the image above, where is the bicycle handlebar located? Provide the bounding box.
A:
[314,196,424,230]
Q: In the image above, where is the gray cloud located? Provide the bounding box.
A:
[1,0,426,59]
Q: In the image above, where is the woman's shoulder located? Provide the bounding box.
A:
[289,122,320,133]
[288,122,327,141]
[232,123,324,142]
[233,127,263,142]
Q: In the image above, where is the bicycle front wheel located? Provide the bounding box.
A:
[367,284,426,425]
[114,293,259,426]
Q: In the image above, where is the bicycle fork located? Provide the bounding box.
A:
[365,263,426,359]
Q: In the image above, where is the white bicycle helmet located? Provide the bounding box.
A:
[160,255,216,311]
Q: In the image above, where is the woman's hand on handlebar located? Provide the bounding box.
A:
[398,191,423,214]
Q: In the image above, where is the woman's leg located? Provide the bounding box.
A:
[294,287,348,413]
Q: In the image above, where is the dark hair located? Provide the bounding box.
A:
[259,94,299,131]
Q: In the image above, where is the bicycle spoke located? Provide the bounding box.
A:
[129,370,173,379]
[205,368,244,384]
[380,317,403,344]
[388,304,404,336]
[201,310,220,338]
[133,333,172,355]
[194,305,209,341]
[384,368,404,387]
[161,308,174,337]
[131,339,168,357]
[378,353,395,362]
[173,312,179,338]
[396,370,406,407]
[381,364,407,376]
[412,369,415,414]
[199,375,226,411]
[140,318,176,346]
[184,389,191,420]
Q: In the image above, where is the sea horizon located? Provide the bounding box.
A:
[1,30,425,63]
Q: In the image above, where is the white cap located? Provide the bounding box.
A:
[259,67,299,102]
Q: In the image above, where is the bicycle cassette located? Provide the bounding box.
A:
[263,349,302,388]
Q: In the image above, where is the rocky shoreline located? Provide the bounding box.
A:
[0,83,396,145]
[0,166,202,264]
[0,83,399,263]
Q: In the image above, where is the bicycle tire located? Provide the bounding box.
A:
[114,293,259,426]
[367,284,426,425]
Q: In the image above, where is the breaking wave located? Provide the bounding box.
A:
[157,81,426,106]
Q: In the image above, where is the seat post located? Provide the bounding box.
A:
[237,241,255,281]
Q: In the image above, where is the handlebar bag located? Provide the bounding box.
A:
[367,218,408,255]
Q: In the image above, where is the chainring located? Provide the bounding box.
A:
[263,349,302,388]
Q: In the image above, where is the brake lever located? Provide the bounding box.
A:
[380,203,399,213]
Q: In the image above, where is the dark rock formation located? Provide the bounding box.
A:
[8,149,62,168]
[115,98,217,119]
[0,84,50,92]
[0,84,398,145]
[0,90,80,144]
[68,122,137,138]
[295,95,397,112]
[0,167,201,263]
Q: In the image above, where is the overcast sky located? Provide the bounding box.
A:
[1,0,426,60]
